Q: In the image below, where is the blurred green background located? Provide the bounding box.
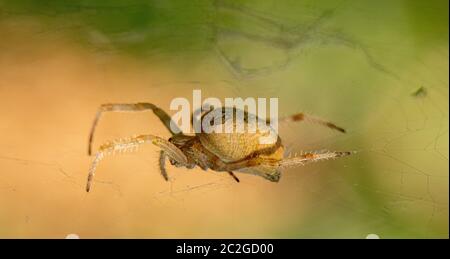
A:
[0,0,448,238]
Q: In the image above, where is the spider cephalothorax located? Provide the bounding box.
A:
[86,103,352,192]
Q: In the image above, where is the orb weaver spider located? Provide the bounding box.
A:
[86,103,352,192]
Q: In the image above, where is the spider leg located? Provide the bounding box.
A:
[88,103,181,155]
[216,157,279,171]
[159,151,169,181]
[210,148,353,184]
[269,113,346,133]
[217,150,353,172]
[278,150,354,169]
[227,171,240,182]
[216,159,280,182]
[86,134,187,192]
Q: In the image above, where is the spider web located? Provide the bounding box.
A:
[0,0,447,238]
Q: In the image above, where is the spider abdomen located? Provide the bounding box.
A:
[198,107,280,162]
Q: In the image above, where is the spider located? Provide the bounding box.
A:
[85,103,352,192]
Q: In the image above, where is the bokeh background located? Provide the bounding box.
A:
[0,0,448,238]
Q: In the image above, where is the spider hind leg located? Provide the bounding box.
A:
[279,150,354,169]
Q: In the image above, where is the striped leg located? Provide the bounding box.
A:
[88,103,181,155]
[279,150,354,169]
[86,135,187,192]
[271,113,346,133]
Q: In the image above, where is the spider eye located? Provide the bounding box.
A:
[169,158,176,165]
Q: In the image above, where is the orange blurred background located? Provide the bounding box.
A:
[0,1,448,238]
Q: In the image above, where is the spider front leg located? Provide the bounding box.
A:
[86,134,187,192]
[159,151,169,181]
[88,103,181,155]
